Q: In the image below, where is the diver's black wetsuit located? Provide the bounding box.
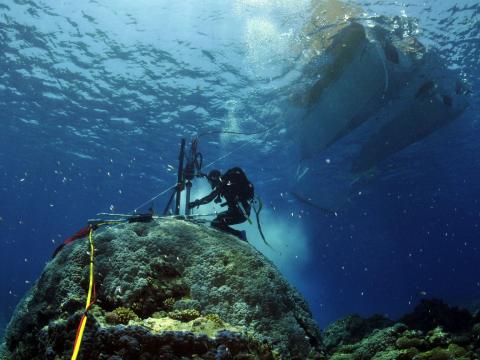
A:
[189,170,251,239]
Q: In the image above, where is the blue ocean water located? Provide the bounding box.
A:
[0,0,479,341]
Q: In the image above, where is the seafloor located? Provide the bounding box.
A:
[0,219,479,359]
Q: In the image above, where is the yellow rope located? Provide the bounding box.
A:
[71,227,95,360]
[85,228,94,307]
[71,316,87,360]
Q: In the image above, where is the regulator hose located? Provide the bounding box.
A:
[252,197,273,250]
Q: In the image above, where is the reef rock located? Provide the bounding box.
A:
[322,314,393,351]
[2,219,323,359]
[326,305,480,360]
[400,298,474,333]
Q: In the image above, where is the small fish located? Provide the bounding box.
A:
[419,291,427,296]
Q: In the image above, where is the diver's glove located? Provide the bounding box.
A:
[188,200,201,209]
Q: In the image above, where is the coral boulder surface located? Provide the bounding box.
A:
[2,219,323,359]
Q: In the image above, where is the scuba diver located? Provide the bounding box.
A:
[188,167,254,241]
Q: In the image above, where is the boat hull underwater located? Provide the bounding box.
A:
[293,8,469,174]
[285,0,469,211]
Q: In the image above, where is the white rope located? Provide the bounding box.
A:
[203,129,271,170]
[132,184,177,213]
[185,213,219,218]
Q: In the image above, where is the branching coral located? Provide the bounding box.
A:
[163,297,176,311]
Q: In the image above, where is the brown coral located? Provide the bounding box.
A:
[105,307,139,325]
[163,297,176,311]
[205,313,224,326]
[168,309,201,322]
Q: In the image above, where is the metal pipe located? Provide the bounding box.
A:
[175,139,186,215]
[184,138,197,216]
[185,180,192,216]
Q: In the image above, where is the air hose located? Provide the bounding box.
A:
[252,197,273,250]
